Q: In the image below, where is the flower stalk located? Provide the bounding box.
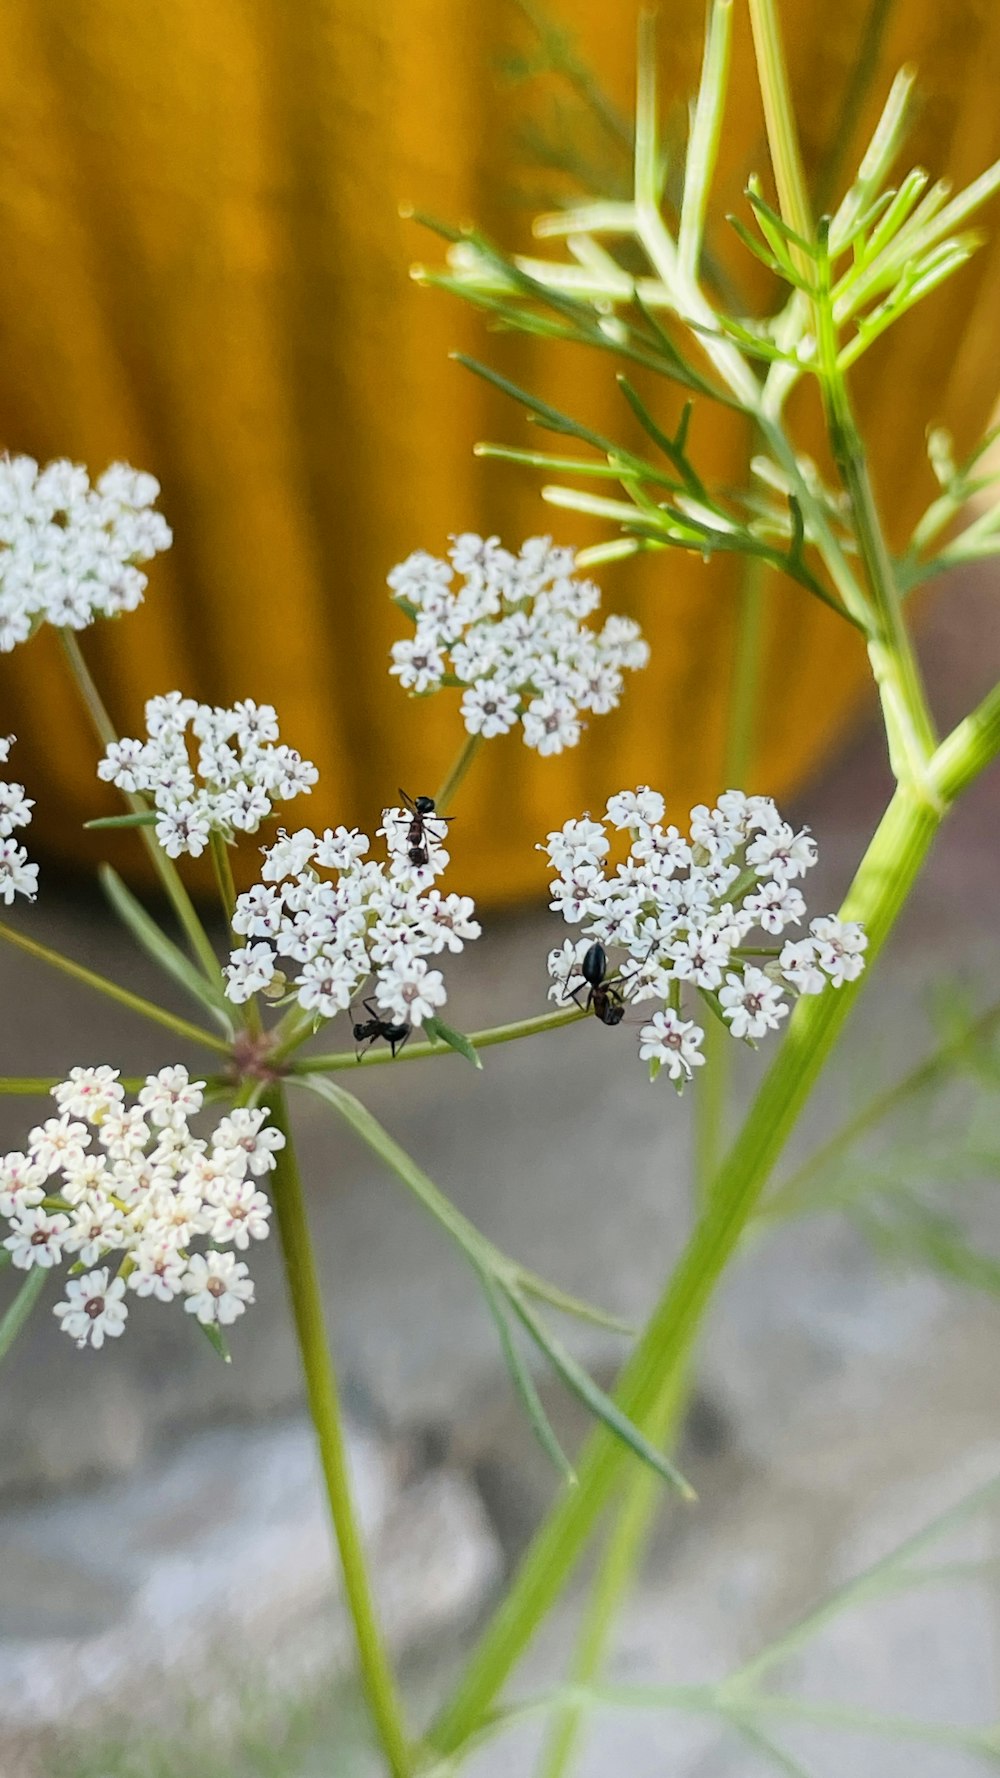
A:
[263,1085,413,1778]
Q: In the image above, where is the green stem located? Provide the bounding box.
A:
[539,545,767,1778]
[263,1086,412,1778]
[536,1362,691,1778]
[433,733,484,815]
[429,783,941,1757]
[210,832,263,1040]
[760,993,1000,1225]
[747,0,814,255]
[813,255,939,790]
[59,629,222,984]
[678,0,734,281]
[0,919,231,1056]
[287,1005,586,1073]
[0,1267,47,1365]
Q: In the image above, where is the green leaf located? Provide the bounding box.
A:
[198,1320,232,1363]
[85,810,159,830]
[422,1016,483,1069]
[480,1272,577,1486]
[509,1291,695,1498]
[99,865,235,1035]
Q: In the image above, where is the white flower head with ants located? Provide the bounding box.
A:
[544,787,866,1087]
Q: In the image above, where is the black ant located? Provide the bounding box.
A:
[352,998,411,1060]
[567,941,626,1027]
[398,790,453,867]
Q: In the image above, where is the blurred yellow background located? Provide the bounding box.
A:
[0,0,997,902]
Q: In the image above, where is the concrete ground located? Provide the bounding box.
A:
[2,565,1000,1776]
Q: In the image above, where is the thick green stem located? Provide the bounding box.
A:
[536,1362,691,1778]
[0,919,230,1055]
[264,1086,412,1777]
[429,784,941,1756]
[433,733,484,815]
[58,628,221,984]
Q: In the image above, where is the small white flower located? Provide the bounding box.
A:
[809,916,868,985]
[460,679,521,738]
[54,1269,128,1349]
[376,957,447,1025]
[779,938,826,995]
[52,1066,125,1122]
[522,695,582,756]
[128,1241,187,1302]
[213,1108,285,1177]
[638,1009,706,1082]
[225,941,279,1003]
[181,1251,255,1326]
[138,1066,205,1129]
[719,967,789,1041]
[606,787,665,830]
[5,1206,71,1269]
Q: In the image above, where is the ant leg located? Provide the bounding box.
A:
[361,996,381,1021]
[389,1026,411,1059]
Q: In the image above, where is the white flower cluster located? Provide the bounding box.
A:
[545,787,867,1086]
[0,456,171,651]
[388,534,649,755]
[0,736,37,905]
[0,1067,284,1349]
[98,694,318,858]
[225,810,480,1029]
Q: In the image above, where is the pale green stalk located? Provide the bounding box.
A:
[58,628,221,984]
[287,1005,586,1073]
[434,732,484,814]
[210,830,263,1039]
[678,0,734,281]
[0,918,230,1055]
[263,1086,412,1777]
[0,1268,47,1365]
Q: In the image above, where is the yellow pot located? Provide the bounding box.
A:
[0,0,997,903]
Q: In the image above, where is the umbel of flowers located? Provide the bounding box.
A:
[389,533,649,754]
[225,805,481,1025]
[98,693,318,858]
[0,1068,284,1347]
[0,735,37,905]
[545,788,867,1086]
[0,455,171,651]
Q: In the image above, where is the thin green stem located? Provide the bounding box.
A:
[0,1267,47,1365]
[210,832,263,1039]
[760,993,1000,1225]
[433,733,484,815]
[430,784,942,1757]
[263,1086,412,1777]
[58,629,221,984]
[287,1005,587,1073]
[0,919,231,1056]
